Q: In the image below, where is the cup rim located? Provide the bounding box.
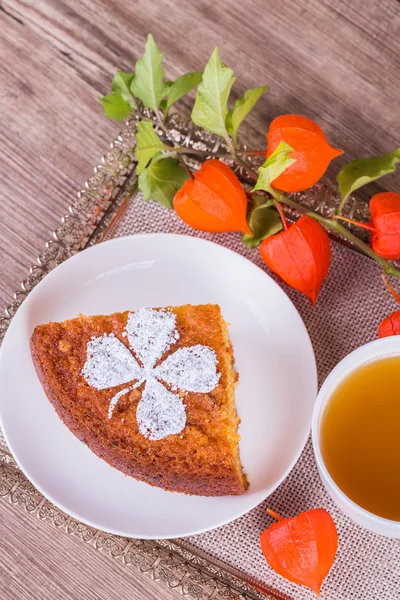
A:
[312,336,400,530]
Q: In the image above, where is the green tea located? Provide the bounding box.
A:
[320,356,400,521]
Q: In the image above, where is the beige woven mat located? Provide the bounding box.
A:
[1,189,399,600]
[106,194,400,600]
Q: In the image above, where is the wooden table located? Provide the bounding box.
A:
[1,1,399,598]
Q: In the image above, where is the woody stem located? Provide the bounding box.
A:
[333,215,375,232]
[178,148,233,159]
[242,150,267,156]
[232,150,258,181]
[155,110,194,179]
[274,200,289,230]
[337,194,350,215]
[179,145,258,180]
[276,193,400,280]
[382,274,400,304]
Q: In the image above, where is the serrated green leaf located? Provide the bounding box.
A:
[337,148,400,201]
[191,48,235,141]
[226,86,267,144]
[138,157,189,208]
[131,34,169,111]
[99,92,133,121]
[111,71,135,102]
[135,122,169,173]
[242,202,282,248]
[165,72,203,114]
[252,141,296,193]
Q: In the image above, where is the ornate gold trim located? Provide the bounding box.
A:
[1,111,376,600]
[0,111,372,344]
[0,447,290,599]
[0,120,138,342]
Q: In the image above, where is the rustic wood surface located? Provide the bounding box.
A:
[0,1,399,598]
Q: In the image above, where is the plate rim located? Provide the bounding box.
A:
[0,233,318,538]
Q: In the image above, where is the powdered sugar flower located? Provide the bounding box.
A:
[82,308,220,440]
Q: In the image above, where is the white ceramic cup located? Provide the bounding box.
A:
[312,336,400,538]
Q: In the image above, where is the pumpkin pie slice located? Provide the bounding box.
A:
[30,304,248,496]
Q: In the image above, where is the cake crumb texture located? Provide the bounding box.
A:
[30,304,248,496]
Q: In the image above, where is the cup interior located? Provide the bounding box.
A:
[312,336,400,537]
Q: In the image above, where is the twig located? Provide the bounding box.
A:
[273,200,288,230]
[232,151,259,181]
[179,148,233,159]
[277,193,400,279]
[242,150,266,156]
[155,109,193,179]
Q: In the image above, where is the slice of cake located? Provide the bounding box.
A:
[30,304,248,496]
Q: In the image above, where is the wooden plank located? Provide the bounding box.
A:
[0,2,399,599]
[0,500,177,600]
[1,1,399,309]
[0,7,119,309]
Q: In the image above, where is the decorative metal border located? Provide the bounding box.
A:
[0,118,137,341]
[0,448,290,600]
[0,117,294,600]
[0,110,375,344]
[0,112,380,600]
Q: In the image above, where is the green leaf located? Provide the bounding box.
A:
[111,71,135,102]
[99,92,133,121]
[135,122,169,173]
[337,148,400,201]
[131,34,169,111]
[191,48,235,141]
[226,86,267,144]
[165,72,203,114]
[159,81,173,112]
[252,193,268,206]
[242,202,282,248]
[138,157,189,208]
[253,141,296,193]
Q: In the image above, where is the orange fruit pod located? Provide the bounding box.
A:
[379,311,400,337]
[259,216,331,304]
[173,159,251,234]
[370,192,400,260]
[335,192,400,260]
[378,275,400,338]
[266,115,343,192]
[260,508,338,596]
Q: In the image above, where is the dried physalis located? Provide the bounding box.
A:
[260,508,338,596]
[259,216,331,304]
[378,276,400,338]
[173,159,251,233]
[266,115,343,192]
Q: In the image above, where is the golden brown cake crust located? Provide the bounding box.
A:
[30,305,248,496]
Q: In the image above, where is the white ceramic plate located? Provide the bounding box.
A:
[0,234,317,539]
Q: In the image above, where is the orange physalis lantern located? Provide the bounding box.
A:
[259,216,331,304]
[266,115,343,192]
[173,159,251,234]
[260,508,338,596]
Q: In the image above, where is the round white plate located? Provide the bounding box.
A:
[0,234,317,539]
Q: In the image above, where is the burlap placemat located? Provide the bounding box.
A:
[105,193,400,600]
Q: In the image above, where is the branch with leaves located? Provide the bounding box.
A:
[100,34,400,334]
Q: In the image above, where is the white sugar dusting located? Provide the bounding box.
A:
[82,334,141,390]
[108,386,131,419]
[136,377,186,441]
[155,345,220,392]
[125,308,179,368]
[82,308,221,440]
